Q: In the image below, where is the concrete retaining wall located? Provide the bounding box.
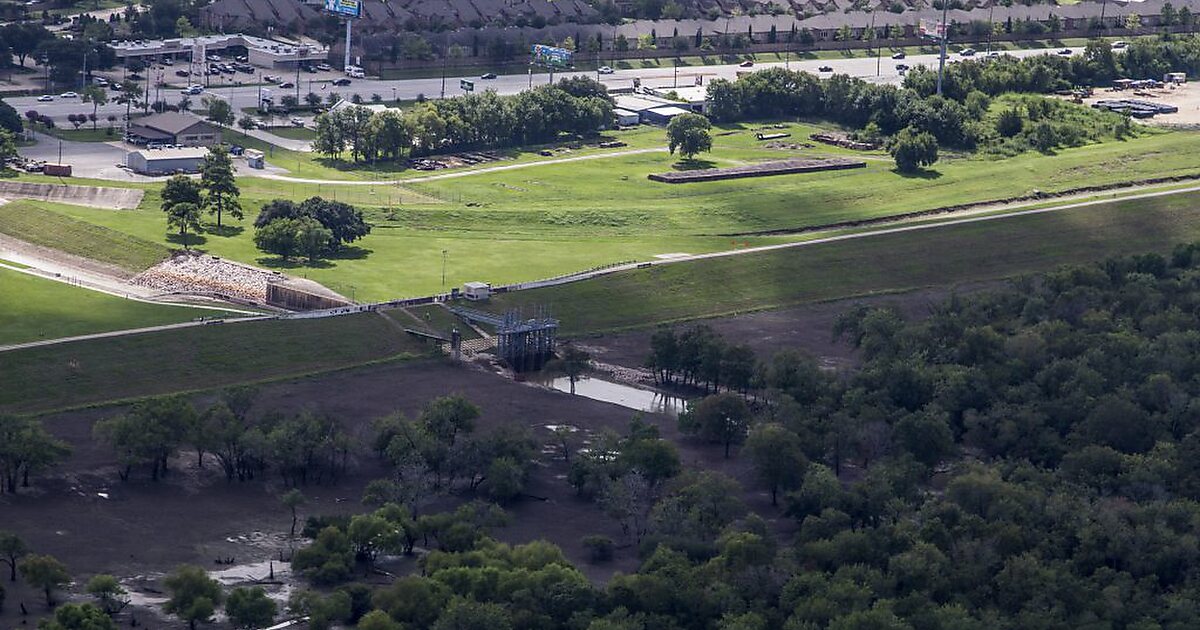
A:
[0,182,145,209]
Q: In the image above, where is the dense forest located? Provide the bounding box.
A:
[265,243,1200,629]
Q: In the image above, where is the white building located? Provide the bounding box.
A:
[126,147,210,175]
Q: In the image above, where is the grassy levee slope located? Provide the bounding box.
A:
[0,268,231,345]
[486,190,1200,334]
[0,200,169,273]
[0,312,433,414]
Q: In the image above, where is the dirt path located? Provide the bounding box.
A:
[244,147,668,185]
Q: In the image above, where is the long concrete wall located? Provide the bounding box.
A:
[0,182,145,209]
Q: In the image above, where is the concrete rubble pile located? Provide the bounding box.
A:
[132,253,278,302]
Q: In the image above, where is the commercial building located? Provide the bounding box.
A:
[111,34,328,70]
[613,108,641,126]
[126,113,223,147]
[126,147,210,175]
[643,85,709,113]
[613,93,695,125]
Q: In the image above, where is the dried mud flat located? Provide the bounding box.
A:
[0,360,781,627]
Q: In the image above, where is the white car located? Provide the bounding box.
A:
[1112,40,1128,49]
[36,94,53,102]
[290,117,305,126]
[597,66,614,74]
[315,63,332,71]
[59,91,78,98]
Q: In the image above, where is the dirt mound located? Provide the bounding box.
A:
[0,181,144,209]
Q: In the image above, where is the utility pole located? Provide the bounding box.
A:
[986,2,995,55]
[871,11,880,76]
[935,0,949,96]
[441,249,447,289]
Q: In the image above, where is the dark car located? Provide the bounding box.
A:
[896,63,910,71]
[1058,48,1072,55]
[175,69,190,77]
[891,52,905,59]
[229,145,245,156]
[739,60,754,68]
[818,65,833,72]
[331,78,351,86]
[280,81,295,89]
[480,72,497,79]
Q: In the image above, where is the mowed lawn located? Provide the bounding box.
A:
[0,268,232,345]
[488,188,1200,333]
[9,120,1200,301]
[0,312,433,414]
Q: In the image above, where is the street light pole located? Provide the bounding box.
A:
[935,0,949,96]
[441,249,447,289]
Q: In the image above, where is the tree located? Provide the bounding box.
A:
[199,146,241,228]
[117,80,142,122]
[19,554,69,608]
[85,574,129,615]
[81,85,107,129]
[281,489,305,537]
[1125,12,1142,32]
[666,112,713,161]
[94,397,194,481]
[237,115,255,136]
[0,415,69,494]
[295,216,332,264]
[163,565,223,630]
[203,96,234,127]
[888,126,939,172]
[254,218,302,260]
[432,599,513,630]
[161,175,202,212]
[0,532,26,582]
[547,345,590,393]
[745,423,808,505]
[37,603,117,630]
[226,586,277,629]
[996,107,1023,137]
[679,393,752,457]
[358,610,403,630]
[166,202,203,249]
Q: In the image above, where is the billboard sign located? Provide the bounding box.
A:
[325,0,361,18]
[460,78,474,92]
[531,44,572,68]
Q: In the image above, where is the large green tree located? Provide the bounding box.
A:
[19,554,69,608]
[666,112,713,161]
[199,146,242,228]
[163,565,223,630]
[679,393,752,457]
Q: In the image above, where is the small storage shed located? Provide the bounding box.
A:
[463,281,492,301]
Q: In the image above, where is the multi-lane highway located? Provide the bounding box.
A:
[5,46,1082,122]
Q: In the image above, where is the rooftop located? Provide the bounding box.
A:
[128,147,211,160]
[129,112,215,135]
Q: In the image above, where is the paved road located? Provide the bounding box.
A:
[249,146,667,185]
[7,46,1082,122]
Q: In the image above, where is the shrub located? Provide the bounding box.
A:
[582,535,614,563]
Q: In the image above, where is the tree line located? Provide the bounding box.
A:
[312,77,614,162]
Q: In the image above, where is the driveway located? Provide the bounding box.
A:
[20,132,155,182]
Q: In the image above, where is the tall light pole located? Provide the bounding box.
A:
[986,2,996,55]
[935,0,950,96]
[441,249,447,290]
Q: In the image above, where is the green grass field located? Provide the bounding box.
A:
[487,189,1200,333]
[9,114,1200,303]
[0,312,434,414]
[0,268,234,345]
[0,201,169,273]
[11,186,1200,411]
